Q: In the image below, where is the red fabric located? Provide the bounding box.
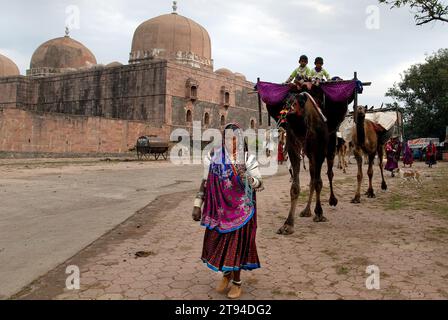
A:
[201,211,260,272]
[426,144,437,157]
[372,122,385,134]
[278,142,285,162]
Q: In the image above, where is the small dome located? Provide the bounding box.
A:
[30,35,97,71]
[106,61,123,68]
[130,13,212,69]
[215,68,233,77]
[0,53,20,77]
[234,72,246,81]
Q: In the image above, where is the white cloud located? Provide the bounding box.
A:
[0,0,446,105]
[290,0,334,14]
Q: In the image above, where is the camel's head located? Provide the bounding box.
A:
[355,105,367,121]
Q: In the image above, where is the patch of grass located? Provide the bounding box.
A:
[385,166,448,218]
[335,265,351,275]
[271,288,297,297]
[271,289,282,295]
[438,289,448,299]
[383,285,402,298]
[384,193,406,211]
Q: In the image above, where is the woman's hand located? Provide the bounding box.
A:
[192,206,202,222]
[236,165,247,182]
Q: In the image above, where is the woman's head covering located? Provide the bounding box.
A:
[202,122,256,233]
[222,122,247,157]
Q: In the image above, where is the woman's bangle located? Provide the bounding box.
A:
[194,198,204,208]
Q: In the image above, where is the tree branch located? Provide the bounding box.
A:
[379,0,448,25]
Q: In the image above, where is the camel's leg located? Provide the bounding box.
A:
[337,150,342,170]
[313,156,328,222]
[343,147,348,174]
[327,133,338,207]
[300,157,315,218]
[366,154,376,198]
[378,145,387,191]
[351,147,363,203]
[302,153,307,171]
[277,149,301,235]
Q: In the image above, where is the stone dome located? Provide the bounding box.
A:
[0,53,20,77]
[29,35,97,76]
[130,12,213,70]
[215,68,233,77]
[106,61,123,68]
[234,72,247,81]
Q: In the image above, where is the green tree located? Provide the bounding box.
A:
[386,49,448,140]
[379,0,448,25]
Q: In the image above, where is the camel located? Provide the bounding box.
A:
[337,137,348,173]
[351,105,392,203]
[265,87,349,235]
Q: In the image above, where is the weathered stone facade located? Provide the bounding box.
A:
[0,10,269,155]
[0,60,268,155]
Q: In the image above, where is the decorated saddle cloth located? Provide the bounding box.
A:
[256,80,361,109]
[201,149,257,234]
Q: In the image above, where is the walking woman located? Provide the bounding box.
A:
[192,123,264,299]
[385,137,401,177]
[426,141,437,168]
[402,141,414,168]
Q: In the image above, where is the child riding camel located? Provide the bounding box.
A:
[286,55,311,84]
[310,57,331,82]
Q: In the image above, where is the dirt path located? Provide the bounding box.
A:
[12,161,448,300]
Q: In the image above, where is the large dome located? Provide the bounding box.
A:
[29,35,97,76]
[0,53,20,77]
[130,12,213,70]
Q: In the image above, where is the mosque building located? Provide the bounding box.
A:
[0,3,269,155]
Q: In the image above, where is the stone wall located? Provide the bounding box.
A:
[0,59,271,154]
[0,108,168,154]
[0,61,168,123]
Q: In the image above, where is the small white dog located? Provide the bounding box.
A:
[397,168,422,184]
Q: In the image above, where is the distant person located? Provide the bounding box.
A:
[285,55,311,84]
[310,57,331,82]
[426,141,437,168]
[385,137,400,177]
[402,141,413,167]
[278,128,287,165]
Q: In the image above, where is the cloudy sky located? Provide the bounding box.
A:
[0,0,446,105]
